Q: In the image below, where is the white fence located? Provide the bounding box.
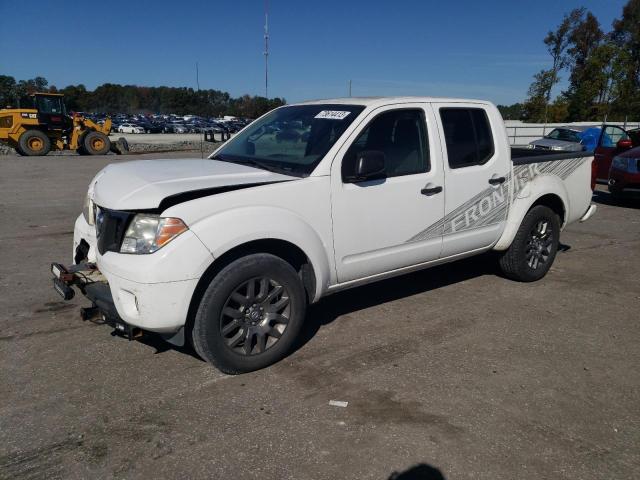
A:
[504,120,640,146]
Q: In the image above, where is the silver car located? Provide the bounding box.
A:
[528,126,596,152]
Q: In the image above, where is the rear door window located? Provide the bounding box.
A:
[439,108,494,168]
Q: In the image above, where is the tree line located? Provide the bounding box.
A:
[0,75,286,119]
[500,0,639,122]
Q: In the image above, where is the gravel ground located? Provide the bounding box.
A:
[0,152,639,479]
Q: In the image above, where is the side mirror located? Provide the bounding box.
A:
[617,138,633,150]
[352,150,386,182]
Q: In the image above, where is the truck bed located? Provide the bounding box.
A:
[511,147,593,165]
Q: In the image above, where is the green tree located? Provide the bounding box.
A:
[59,84,89,112]
[523,9,583,122]
[563,11,605,120]
[0,75,17,107]
[522,70,555,121]
[2,75,285,117]
[497,103,524,120]
[611,0,640,119]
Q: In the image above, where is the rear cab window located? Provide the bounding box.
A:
[439,108,494,168]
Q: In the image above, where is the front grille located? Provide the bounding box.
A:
[95,207,134,255]
[534,144,552,150]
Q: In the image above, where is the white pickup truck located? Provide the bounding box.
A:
[52,97,596,373]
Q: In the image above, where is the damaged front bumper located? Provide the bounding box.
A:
[50,262,144,340]
[50,262,185,345]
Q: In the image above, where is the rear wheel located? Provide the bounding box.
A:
[18,130,51,156]
[499,205,560,282]
[82,131,111,155]
[192,253,307,374]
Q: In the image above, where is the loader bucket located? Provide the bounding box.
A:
[110,137,129,155]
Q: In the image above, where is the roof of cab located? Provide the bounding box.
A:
[291,96,494,107]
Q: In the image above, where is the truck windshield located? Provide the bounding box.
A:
[212,104,365,176]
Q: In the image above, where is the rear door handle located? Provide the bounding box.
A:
[421,185,443,196]
[488,176,506,185]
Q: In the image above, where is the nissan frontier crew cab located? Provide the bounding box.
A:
[51,97,597,374]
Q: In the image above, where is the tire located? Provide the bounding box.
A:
[76,134,89,155]
[192,253,307,374]
[499,205,560,282]
[18,130,51,156]
[82,131,111,155]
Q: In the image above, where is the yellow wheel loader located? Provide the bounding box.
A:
[0,93,124,156]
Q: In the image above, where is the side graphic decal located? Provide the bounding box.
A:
[407,157,585,243]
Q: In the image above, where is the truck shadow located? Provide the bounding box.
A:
[592,190,640,209]
[295,252,503,354]
[137,248,572,361]
[388,463,446,480]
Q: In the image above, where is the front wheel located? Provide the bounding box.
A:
[192,254,307,374]
[83,131,111,155]
[499,205,560,282]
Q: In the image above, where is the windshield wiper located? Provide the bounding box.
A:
[212,155,302,177]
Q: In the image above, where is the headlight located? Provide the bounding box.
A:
[120,215,188,254]
[527,143,535,149]
[83,194,95,226]
[551,145,564,151]
[611,156,639,173]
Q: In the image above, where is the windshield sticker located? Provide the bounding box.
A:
[315,110,351,120]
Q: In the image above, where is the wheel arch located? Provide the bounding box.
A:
[530,193,566,225]
[184,238,320,344]
[494,186,568,251]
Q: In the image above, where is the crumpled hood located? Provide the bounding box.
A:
[529,138,583,151]
[91,159,297,211]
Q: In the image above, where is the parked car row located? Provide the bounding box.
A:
[81,112,253,135]
[526,124,639,198]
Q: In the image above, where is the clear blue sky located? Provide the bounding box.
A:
[0,0,628,105]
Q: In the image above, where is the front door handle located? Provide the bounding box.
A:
[421,185,443,196]
[488,176,506,185]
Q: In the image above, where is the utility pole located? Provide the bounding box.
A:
[264,0,269,98]
[348,79,352,97]
[196,61,203,159]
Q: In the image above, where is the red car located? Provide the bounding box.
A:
[609,144,640,198]
[594,125,635,184]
